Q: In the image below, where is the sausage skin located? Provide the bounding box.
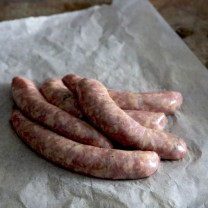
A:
[11,110,160,179]
[39,78,83,118]
[11,76,113,149]
[62,74,182,115]
[124,110,167,131]
[76,78,187,160]
[40,78,167,130]
[108,90,182,115]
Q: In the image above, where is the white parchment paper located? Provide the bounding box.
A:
[1,0,208,207]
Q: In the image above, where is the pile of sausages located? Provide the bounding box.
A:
[10,74,187,179]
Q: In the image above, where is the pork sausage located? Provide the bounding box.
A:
[11,109,160,179]
[39,78,83,118]
[108,90,182,115]
[124,110,167,131]
[40,78,167,130]
[62,74,182,115]
[11,76,113,148]
[76,78,187,160]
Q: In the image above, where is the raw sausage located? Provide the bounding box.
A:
[124,110,167,130]
[11,76,113,149]
[12,76,113,148]
[62,74,182,115]
[39,78,83,118]
[63,73,82,95]
[77,78,187,159]
[11,109,160,179]
[76,78,187,160]
[108,90,182,115]
[40,78,167,130]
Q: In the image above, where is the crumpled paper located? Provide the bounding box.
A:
[0,0,208,207]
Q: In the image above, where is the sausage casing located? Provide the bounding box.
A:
[11,76,113,148]
[76,78,187,160]
[40,78,167,130]
[62,74,182,115]
[11,110,160,179]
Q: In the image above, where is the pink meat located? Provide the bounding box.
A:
[39,78,83,118]
[62,74,83,94]
[125,110,167,131]
[11,110,160,179]
[11,76,113,149]
[40,78,167,130]
[108,90,182,115]
[62,74,182,115]
[76,78,187,160]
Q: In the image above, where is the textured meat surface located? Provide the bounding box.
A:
[108,90,183,115]
[62,74,182,115]
[42,78,167,130]
[76,78,187,160]
[11,76,113,149]
[125,110,168,130]
[39,78,83,118]
[10,110,160,179]
[63,74,82,94]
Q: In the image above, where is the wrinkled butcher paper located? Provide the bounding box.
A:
[0,0,208,207]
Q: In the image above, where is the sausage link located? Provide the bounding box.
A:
[39,78,83,118]
[76,78,187,160]
[62,74,182,115]
[40,78,167,130]
[11,76,113,149]
[108,90,182,115]
[11,110,160,179]
[62,74,84,94]
[124,110,167,130]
